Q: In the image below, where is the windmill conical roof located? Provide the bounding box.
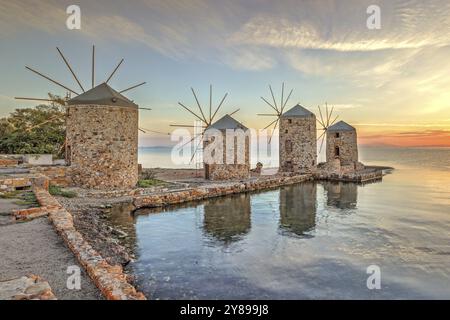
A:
[328,120,355,132]
[207,114,248,130]
[281,104,314,118]
[67,83,138,108]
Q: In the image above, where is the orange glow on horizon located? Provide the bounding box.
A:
[359,130,450,147]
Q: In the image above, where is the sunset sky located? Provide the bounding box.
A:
[0,0,449,147]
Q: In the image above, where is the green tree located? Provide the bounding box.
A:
[0,95,66,156]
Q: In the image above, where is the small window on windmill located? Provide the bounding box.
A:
[285,129,288,134]
[286,140,292,153]
[66,145,72,166]
[288,119,292,124]
[335,132,340,138]
[285,161,293,169]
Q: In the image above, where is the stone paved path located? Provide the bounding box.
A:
[0,217,102,300]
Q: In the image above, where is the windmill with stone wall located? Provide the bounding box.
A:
[15,46,156,189]
[172,86,248,179]
[259,83,316,173]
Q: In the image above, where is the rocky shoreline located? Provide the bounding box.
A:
[56,196,137,269]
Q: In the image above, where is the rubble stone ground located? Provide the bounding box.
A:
[0,275,56,300]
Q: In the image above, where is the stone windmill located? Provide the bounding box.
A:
[15,46,149,189]
[259,83,316,173]
[172,86,241,168]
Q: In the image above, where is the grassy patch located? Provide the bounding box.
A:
[0,190,22,199]
[48,185,77,198]
[14,191,39,206]
[137,179,165,188]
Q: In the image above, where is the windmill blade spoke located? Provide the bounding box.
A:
[264,118,278,130]
[280,83,284,112]
[138,107,152,111]
[119,81,146,94]
[269,118,279,144]
[25,115,62,132]
[261,97,279,114]
[316,116,326,128]
[170,124,198,128]
[139,127,170,135]
[56,47,85,93]
[25,66,79,95]
[317,105,326,129]
[191,88,208,124]
[257,113,278,116]
[106,58,124,83]
[177,133,203,149]
[92,45,95,88]
[329,115,339,126]
[211,93,228,123]
[269,85,279,113]
[319,134,325,154]
[190,137,204,163]
[209,85,212,123]
[229,108,240,117]
[325,102,329,127]
[177,102,206,123]
[138,128,146,133]
[317,130,326,141]
[328,105,335,125]
[15,97,57,102]
[281,89,293,114]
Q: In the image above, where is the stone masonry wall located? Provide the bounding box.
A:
[29,166,72,187]
[279,115,317,173]
[66,105,138,189]
[326,130,358,165]
[204,131,250,180]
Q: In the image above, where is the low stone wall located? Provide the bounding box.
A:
[32,187,146,300]
[0,176,33,192]
[29,166,72,187]
[134,174,313,208]
[314,168,383,182]
[13,207,48,221]
[0,158,19,167]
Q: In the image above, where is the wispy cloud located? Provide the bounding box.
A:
[1,0,450,136]
[228,1,450,51]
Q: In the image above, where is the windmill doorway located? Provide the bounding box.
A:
[204,164,210,179]
[334,146,340,157]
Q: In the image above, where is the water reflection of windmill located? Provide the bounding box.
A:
[14,45,153,189]
[258,83,294,143]
[203,193,251,244]
[172,86,240,166]
[279,183,317,237]
[322,181,358,210]
[316,103,339,160]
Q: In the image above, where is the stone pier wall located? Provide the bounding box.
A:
[133,174,313,208]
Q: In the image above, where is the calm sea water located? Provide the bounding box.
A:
[124,147,450,299]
